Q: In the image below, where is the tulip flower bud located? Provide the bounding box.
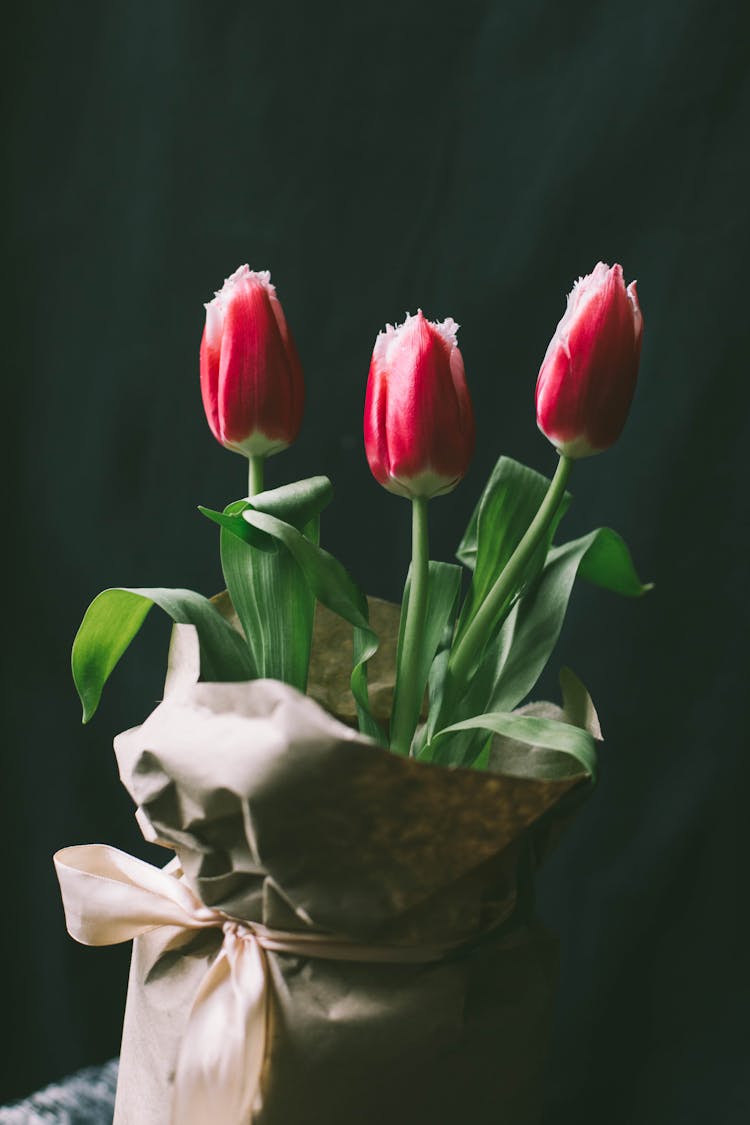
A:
[535,262,643,459]
[364,311,475,499]
[200,266,304,459]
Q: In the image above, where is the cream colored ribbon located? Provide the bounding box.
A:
[54,844,449,1125]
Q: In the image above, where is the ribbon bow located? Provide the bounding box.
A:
[55,844,448,1125]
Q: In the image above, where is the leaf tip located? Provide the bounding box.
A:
[79,695,96,724]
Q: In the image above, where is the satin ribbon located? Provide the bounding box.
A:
[54,844,450,1125]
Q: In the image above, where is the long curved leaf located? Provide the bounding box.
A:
[198,478,332,692]
[420,709,598,779]
[426,526,647,764]
[246,476,333,530]
[219,502,317,692]
[72,587,254,723]
[482,527,651,715]
[574,526,654,597]
[244,509,384,743]
[392,560,462,754]
[455,456,570,644]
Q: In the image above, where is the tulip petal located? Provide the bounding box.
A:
[201,267,304,458]
[536,263,643,458]
[364,311,474,499]
[199,325,222,443]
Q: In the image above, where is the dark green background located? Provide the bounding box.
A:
[4,1,749,1119]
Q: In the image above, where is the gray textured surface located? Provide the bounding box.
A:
[0,1061,117,1125]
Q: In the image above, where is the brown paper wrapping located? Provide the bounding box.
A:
[111,600,594,1124]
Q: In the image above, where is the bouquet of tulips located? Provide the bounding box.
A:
[56,261,649,1125]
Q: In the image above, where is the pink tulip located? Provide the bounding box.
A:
[364,311,475,499]
[535,262,643,458]
[200,266,304,458]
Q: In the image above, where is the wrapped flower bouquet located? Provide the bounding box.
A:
[56,262,649,1124]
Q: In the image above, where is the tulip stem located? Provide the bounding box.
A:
[390,496,430,756]
[445,453,574,699]
[248,456,265,498]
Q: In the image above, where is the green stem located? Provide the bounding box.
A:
[248,455,265,497]
[446,453,573,694]
[390,496,430,756]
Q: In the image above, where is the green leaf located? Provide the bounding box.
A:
[559,665,603,740]
[471,738,492,771]
[198,478,332,693]
[473,527,651,716]
[352,622,385,744]
[216,506,385,744]
[201,476,332,547]
[247,476,333,531]
[392,561,462,755]
[454,456,570,643]
[575,527,654,597]
[456,455,568,573]
[72,587,255,723]
[420,709,597,779]
[219,506,317,692]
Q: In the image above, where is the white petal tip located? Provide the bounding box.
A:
[204,266,275,311]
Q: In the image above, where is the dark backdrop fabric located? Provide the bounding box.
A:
[4,1,749,1120]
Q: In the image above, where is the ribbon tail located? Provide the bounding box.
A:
[171,929,268,1125]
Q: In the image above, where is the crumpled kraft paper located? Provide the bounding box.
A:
[111,600,596,1125]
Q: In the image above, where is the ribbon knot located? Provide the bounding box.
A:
[54,844,270,1124]
[54,844,454,1125]
[223,920,258,941]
